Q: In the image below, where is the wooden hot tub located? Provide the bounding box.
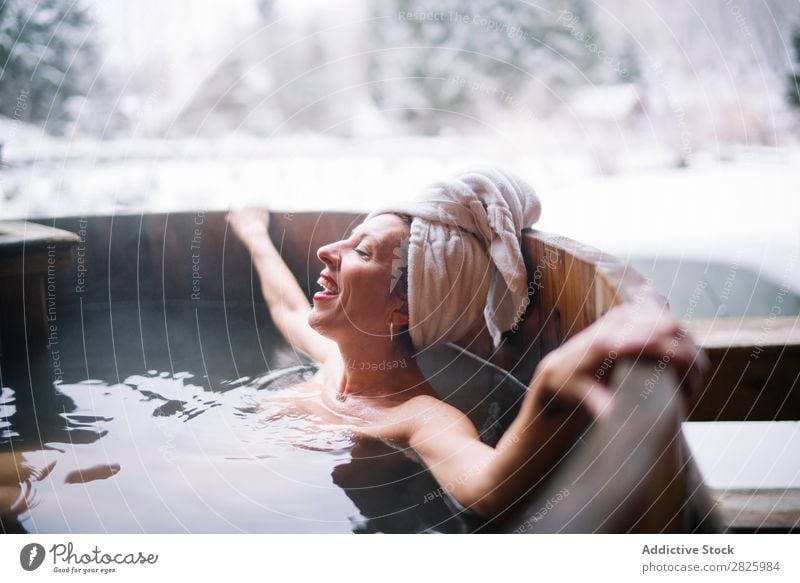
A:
[5,210,791,532]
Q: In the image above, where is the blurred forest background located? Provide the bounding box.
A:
[1,0,799,285]
[3,0,799,140]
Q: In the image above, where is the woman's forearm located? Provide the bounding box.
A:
[249,238,311,315]
[228,209,337,362]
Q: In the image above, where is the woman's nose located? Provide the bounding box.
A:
[317,242,340,269]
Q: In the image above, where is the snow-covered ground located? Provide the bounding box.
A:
[683,421,800,490]
[536,151,800,295]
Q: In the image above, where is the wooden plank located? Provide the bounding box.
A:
[0,221,79,364]
[0,221,79,253]
[685,341,800,422]
[0,222,77,278]
[710,488,800,532]
[683,420,800,531]
[686,316,800,349]
[502,229,666,384]
[677,316,800,421]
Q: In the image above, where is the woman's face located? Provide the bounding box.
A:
[309,214,409,344]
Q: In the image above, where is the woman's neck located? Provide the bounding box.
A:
[334,339,419,400]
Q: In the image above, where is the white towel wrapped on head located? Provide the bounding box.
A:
[366,168,542,351]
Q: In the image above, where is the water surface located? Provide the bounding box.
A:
[0,301,477,533]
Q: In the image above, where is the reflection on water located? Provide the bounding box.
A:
[0,366,473,533]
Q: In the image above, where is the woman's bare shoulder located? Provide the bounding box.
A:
[397,393,477,435]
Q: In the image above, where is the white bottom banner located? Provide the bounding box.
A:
[1,534,797,582]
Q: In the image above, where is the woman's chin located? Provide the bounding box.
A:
[307,310,330,334]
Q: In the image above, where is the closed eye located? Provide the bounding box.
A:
[354,248,369,258]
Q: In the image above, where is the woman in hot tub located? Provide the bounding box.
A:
[227,168,707,519]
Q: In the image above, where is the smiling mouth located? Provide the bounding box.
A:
[314,275,339,300]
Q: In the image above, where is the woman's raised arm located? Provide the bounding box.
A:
[227,208,338,363]
[407,302,708,518]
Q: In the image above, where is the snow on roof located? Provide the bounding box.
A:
[0,116,55,156]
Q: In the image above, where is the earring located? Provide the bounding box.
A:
[390,322,395,342]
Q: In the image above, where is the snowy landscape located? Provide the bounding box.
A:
[1,0,799,289]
